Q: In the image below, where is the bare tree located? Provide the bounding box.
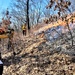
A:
[30,0,45,25]
[11,0,27,29]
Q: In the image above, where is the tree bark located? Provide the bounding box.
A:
[27,0,30,30]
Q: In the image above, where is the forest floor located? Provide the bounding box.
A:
[1,29,75,75]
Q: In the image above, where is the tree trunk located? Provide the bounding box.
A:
[27,0,30,30]
[67,23,73,46]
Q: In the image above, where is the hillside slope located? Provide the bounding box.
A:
[1,32,75,75]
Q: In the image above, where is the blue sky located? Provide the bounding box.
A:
[0,0,11,10]
[0,0,12,20]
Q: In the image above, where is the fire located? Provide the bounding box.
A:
[34,13,75,35]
